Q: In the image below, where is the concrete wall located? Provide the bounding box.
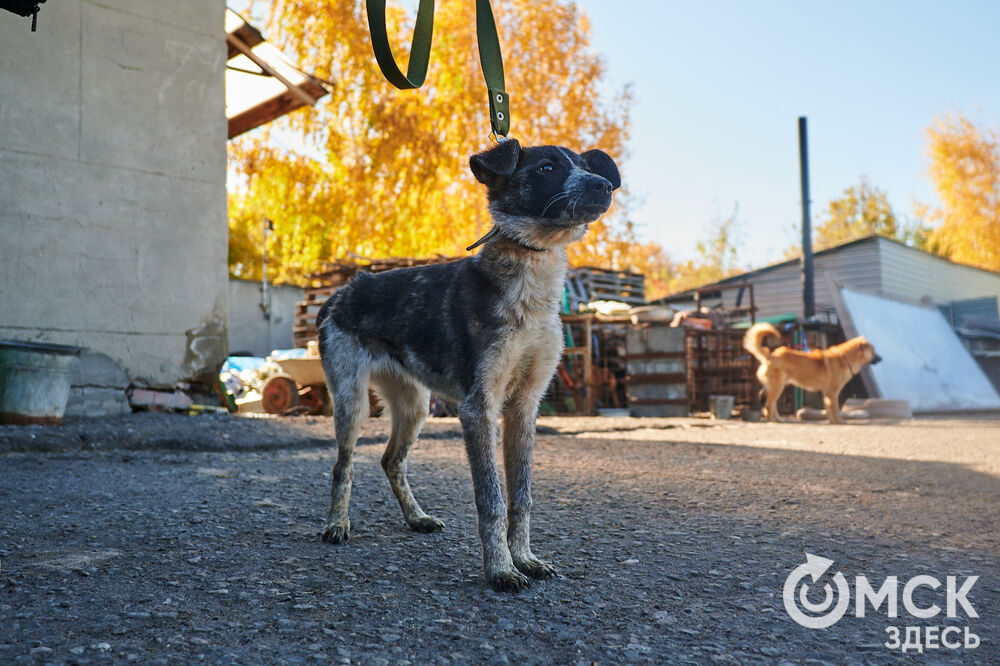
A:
[228,278,303,356]
[0,1,228,406]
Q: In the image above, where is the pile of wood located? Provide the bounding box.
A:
[293,256,453,347]
[566,267,645,311]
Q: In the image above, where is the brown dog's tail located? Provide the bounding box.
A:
[743,322,782,364]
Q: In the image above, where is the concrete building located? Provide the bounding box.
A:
[656,236,1000,322]
[227,278,303,357]
[1,1,228,413]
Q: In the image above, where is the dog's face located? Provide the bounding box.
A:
[845,336,882,367]
[470,139,621,247]
[859,338,882,366]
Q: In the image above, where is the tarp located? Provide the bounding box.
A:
[841,288,1000,411]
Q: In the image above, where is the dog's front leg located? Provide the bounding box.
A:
[824,391,843,424]
[459,393,529,592]
[502,397,555,580]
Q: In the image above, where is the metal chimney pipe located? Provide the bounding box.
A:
[798,116,815,319]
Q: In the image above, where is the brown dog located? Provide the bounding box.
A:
[743,322,881,424]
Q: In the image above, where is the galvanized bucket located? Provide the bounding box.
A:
[708,394,735,420]
[0,340,82,425]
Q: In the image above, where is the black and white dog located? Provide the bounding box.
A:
[316,139,620,591]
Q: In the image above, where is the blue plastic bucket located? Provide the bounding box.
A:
[0,340,82,425]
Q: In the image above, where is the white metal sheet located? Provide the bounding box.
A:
[841,288,1000,411]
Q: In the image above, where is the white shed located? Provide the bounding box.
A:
[657,236,1000,321]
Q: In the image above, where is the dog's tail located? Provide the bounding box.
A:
[743,322,782,364]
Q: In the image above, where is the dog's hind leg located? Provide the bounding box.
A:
[374,374,444,533]
[502,385,555,581]
[320,330,370,544]
[823,391,843,424]
[762,372,787,422]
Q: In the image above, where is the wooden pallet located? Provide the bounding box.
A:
[292,256,454,347]
[568,267,645,307]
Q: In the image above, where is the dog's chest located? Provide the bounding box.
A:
[491,257,566,381]
[496,253,567,325]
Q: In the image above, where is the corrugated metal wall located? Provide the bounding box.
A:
[879,240,1000,309]
[663,237,1000,322]
[938,297,1000,327]
[740,240,882,319]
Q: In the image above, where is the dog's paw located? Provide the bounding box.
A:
[320,519,351,543]
[514,556,556,580]
[407,515,445,533]
[488,567,530,593]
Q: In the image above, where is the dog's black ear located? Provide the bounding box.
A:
[581,149,621,191]
[470,138,521,188]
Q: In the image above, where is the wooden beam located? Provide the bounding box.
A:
[226,32,316,107]
[228,92,309,138]
[625,372,687,385]
[627,397,688,406]
[228,79,326,138]
[227,22,265,59]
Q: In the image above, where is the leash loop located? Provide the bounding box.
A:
[366,0,510,137]
[366,0,435,89]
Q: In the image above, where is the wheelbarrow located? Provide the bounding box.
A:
[260,357,330,416]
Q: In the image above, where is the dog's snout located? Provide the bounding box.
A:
[589,177,613,195]
[871,353,883,365]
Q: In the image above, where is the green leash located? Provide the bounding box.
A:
[366,0,511,139]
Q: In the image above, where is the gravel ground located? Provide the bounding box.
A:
[1,413,998,664]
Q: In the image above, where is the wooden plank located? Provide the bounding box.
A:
[623,351,686,360]
[585,278,645,290]
[585,278,643,289]
[229,94,310,139]
[227,33,318,106]
[628,397,688,406]
[560,313,631,323]
[227,18,265,59]
[625,372,686,385]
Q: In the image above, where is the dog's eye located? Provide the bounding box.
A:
[538,163,554,173]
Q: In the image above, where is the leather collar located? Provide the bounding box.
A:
[466,226,546,253]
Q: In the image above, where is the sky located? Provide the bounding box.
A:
[573,0,1000,268]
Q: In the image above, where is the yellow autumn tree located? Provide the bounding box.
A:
[918,113,1000,272]
[228,0,665,285]
[814,176,898,250]
[783,177,925,260]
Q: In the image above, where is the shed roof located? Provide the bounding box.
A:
[225,8,329,139]
[655,235,1000,305]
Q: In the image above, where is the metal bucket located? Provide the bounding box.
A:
[708,394,735,420]
[0,340,82,425]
